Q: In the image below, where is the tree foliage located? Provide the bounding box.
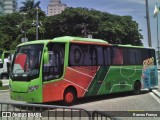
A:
[43,8,143,45]
[19,0,41,13]
[0,7,143,53]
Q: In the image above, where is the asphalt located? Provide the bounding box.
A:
[0,81,160,98]
[152,85,160,99]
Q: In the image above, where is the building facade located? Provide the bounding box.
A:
[0,0,17,15]
[47,0,67,16]
[0,0,4,15]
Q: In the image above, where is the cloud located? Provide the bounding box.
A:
[123,0,145,4]
[122,0,157,5]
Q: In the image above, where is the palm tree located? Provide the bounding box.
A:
[19,0,41,12]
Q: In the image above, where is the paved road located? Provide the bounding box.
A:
[0,90,160,120]
[76,91,160,119]
[1,73,160,120]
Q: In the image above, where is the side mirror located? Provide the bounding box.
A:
[43,47,49,64]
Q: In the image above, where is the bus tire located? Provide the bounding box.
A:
[133,81,141,95]
[63,88,77,106]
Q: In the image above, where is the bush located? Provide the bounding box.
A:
[0,80,2,87]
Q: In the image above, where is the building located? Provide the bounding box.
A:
[47,0,67,16]
[0,0,17,15]
[0,0,4,15]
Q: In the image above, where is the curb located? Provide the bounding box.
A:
[0,84,9,93]
[0,89,9,93]
[152,89,160,98]
[3,84,9,86]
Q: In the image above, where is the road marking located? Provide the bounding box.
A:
[149,92,160,104]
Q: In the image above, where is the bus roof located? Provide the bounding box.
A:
[17,36,153,49]
[18,36,108,47]
[53,36,108,43]
[114,44,144,48]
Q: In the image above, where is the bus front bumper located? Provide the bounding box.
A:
[10,90,42,103]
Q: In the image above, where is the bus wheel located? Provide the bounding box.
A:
[133,81,141,95]
[63,88,76,106]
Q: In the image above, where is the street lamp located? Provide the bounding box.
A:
[20,12,28,42]
[154,3,160,64]
[36,7,39,40]
[145,0,152,47]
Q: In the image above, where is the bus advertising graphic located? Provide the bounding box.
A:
[2,36,158,105]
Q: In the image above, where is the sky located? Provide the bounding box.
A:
[18,0,160,50]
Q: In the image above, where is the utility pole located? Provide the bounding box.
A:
[36,7,39,40]
[145,0,152,47]
[20,12,28,42]
[157,9,160,63]
[24,13,27,39]
[154,3,160,64]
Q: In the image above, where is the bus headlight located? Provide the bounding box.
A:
[28,85,39,92]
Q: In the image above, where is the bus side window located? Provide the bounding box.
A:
[112,47,123,65]
[142,49,150,60]
[149,49,156,65]
[43,43,65,81]
[96,46,103,65]
[69,45,83,66]
[134,49,143,65]
[89,46,98,66]
[122,48,129,65]
[103,47,111,65]
[128,49,136,65]
[83,46,90,66]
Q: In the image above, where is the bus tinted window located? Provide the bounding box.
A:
[122,48,143,65]
[122,48,132,65]
[70,44,156,66]
[69,44,104,66]
[134,49,143,65]
[96,46,103,65]
[149,49,156,64]
[69,44,84,66]
[103,47,111,65]
[112,47,123,65]
[122,48,156,65]
[43,43,65,81]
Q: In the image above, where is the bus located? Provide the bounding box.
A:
[5,36,158,105]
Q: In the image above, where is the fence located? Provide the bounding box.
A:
[0,102,117,120]
[92,111,119,120]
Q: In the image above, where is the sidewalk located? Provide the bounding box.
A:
[151,85,160,98]
[0,79,9,93]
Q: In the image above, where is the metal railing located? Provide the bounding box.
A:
[92,111,119,120]
[0,102,117,120]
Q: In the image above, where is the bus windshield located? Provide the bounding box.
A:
[10,44,44,81]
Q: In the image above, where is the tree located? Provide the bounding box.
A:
[0,7,143,53]
[19,0,41,12]
[0,13,23,52]
[43,8,143,45]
